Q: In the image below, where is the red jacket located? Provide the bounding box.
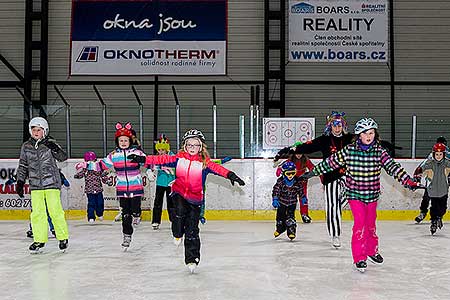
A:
[145,151,230,204]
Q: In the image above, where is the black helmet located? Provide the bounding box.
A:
[436,136,447,146]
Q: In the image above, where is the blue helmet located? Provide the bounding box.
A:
[281,161,296,172]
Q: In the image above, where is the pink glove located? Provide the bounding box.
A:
[75,162,87,170]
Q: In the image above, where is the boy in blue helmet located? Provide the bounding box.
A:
[272,161,306,240]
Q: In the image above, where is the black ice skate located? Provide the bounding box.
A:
[51,230,56,238]
[59,239,68,252]
[430,220,438,235]
[354,260,367,273]
[29,242,45,254]
[122,234,132,251]
[288,233,296,241]
[301,214,312,224]
[415,212,426,223]
[368,253,384,265]
[26,230,33,239]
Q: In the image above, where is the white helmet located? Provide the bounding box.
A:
[182,129,206,144]
[29,117,49,137]
[354,118,378,134]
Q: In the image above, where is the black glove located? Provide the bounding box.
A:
[127,154,146,164]
[227,172,245,186]
[43,139,59,151]
[298,171,315,181]
[16,180,25,198]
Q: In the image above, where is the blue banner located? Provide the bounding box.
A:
[70,0,227,75]
[72,0,227,41]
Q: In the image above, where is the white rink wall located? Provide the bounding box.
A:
[0,158,426,211]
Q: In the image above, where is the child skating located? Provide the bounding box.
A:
[128,129,245,273]
[272,161,305,240]
[100,122,146,250]
[421,142,450,235]
[16,117,69,253]
[151,134,175,230]
[274,142,315,223]
[412,136,449,223]
[75,151,110,223]
[300,117,419,272]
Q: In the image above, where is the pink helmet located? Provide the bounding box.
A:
[84,151,97,162]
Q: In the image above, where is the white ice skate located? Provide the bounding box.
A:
[332,236,341,248]
[98,216,104,221]
[88,219,95,224]
[187,263,197,274]
[152,223,160,230]
[122,234,132,251]
[132,216,141,226]
[173,237,182,247]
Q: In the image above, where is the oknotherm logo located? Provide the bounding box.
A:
[291,2,315,14]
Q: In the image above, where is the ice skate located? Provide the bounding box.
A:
[50,230,56,238]
[274,230,281,238]
[173,237,182,246]
[332,236,341,248]
[288,233,296,241]
[88,219,95,224]
[368,253,384,265]
[437,217,443,230]
[152,223,160,230]
[430,220,438,235]
[98,216,104,221]
[29,242,45,254]
[59,239,68,253]
[132,216,141,226]
[415,212,426,223]
[187,263,197,274]
[26,230,33,239]
[122,234,132,251]
[301,214,312,224]
[354,260,367,273]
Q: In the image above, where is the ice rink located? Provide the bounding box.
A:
[0,219,449,300]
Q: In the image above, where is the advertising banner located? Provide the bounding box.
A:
[70,0,227,75]
[289,0,388,62]
[0,160,155,211]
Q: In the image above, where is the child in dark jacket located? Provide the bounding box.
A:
[128,129,245,274]
[75,151,110,223]
[272,161,305,240]
[421,142,450,235]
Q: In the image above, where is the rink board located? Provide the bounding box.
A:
[1,158,447,220]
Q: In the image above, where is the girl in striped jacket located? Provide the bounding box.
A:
[100,122,146,250]
[301,118,419,273]
[128,129,245,274]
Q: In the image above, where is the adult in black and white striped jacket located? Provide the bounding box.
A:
[294,111,353,248]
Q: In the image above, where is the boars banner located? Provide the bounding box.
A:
[70,0,227,75]
[289,0,388,62]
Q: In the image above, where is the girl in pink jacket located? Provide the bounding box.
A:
[129,129,245,273]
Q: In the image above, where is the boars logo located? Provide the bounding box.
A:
[291,2,315,14]
[77,46,99,62]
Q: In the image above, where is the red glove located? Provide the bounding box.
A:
[405,178,419,190]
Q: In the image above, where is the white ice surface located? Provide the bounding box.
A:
[0,220,449,300]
